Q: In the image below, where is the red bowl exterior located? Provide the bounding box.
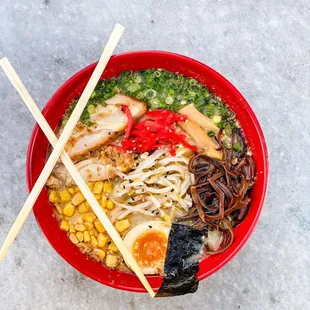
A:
[26,51,268,293]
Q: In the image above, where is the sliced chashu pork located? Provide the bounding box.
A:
[47,146,135,189]
[65,94,147,160]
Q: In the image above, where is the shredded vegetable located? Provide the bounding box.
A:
[110,147,194,222]
[121,110,198,155]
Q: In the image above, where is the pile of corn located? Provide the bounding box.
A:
[48,181,131,269]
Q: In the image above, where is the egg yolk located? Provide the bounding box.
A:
[132,229,168,267]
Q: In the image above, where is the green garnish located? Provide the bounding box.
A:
[62,69,237,132]
[87,104,95,114]
[233,141,243,152]
[205,103,215,117]
[224,124,232,136]
[207,130,215,138]
[144,89,156,99]
[150,98,160,108]
[61,118,68,127]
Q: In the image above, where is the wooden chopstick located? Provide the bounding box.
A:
[0,23,123,263]
[0,57,155,297]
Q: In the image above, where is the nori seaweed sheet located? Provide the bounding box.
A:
[156,223,204,297]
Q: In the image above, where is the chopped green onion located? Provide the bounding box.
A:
[99,99,107,106]
[224,124,232,136]
[212,115,222,124]
[217,102,228,115]
[233,141,243,152]
[207,130,215,138]
[146,77,153,84]
[62,118,68,127]
[188,91,196,97]
[80,109,90,125]
[189,78,197,85]
[223,141,232,149]
[150,98,160,109]
[87,104,96,114]
[205,103,215,117]
[132,73,142,83]
[144,89,157,99]
[136,91,145,99]
[165,96,174,105]
[127,83,139,92]
[216,120,225,128]
[64,68,238,132]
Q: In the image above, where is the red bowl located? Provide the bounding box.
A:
[26,51,268,293]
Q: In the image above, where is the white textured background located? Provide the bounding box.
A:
[0,1,309,309]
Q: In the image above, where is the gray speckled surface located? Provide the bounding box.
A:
[0,1,309,309]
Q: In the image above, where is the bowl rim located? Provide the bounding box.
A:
[26,50,269,293]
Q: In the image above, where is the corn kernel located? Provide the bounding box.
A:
[83,231,91,242]
[94,220,105,233]
[69,233,79,244]
[59,190,71,203]
[76,242,86,249]
[75,224,86,232]
[72,192,85,206]
[78,202,89,213]
[98,233,109,247]
[48,190,58,203]
[60,220,69,232]
[91,236,98,247]
[87,182,94,190]
[74,187,80,193]
[55,204,63,215]
[84,222,94,230]
[94,194,101,200]
[64,216,71,222]
[63,202,75,216]
[93,248,106,260]
[83,213,96,223]
[108,243,118,253]
[103,182,113,193]
[106,200,114,210]
[105,254,118,268]
[85,201,90,209]
[93,230,99,238]
[101,195,107,208]
[76,231,84,242]
[93,181,104,194]
[67,187,75,194]
[77,216,84,224]
[69,225,76,233]
[115,219,130,233]
[163,214,171,222]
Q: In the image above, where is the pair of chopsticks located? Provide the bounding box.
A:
[0,24,155,297]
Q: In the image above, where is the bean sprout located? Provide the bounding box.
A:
[111,147,194,221]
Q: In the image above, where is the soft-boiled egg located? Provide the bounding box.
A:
[123,221,171,275]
